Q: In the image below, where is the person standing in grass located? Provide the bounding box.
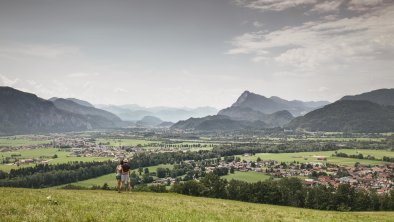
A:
[121,159,131,192]
[116,160,124,193]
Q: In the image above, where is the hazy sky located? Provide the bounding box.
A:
[0,0,393,108]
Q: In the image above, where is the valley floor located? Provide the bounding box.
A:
[1,188,394,222]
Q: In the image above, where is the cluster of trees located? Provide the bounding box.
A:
[212,142,338,157]
[172,173,394,211]
[129,151,219,169]
[383,156,394,163]
[334,152,376,160]
[334,152,394,163]
[0,161,116,188]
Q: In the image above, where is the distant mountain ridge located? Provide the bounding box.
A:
[51,98,124,128]
[0,87,127,135]
[136,116,163,127]
[287,100,394,132]
[218,107,293,127]
[287,88,394,132]
[171,115,269,131]
[340,88,394,106]
[0,87,92,135]
[230,91,329,116]
[96,104,218,122]
[49,97,95,107]
[171,90,327,131]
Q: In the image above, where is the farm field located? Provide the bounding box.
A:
[0,148,112,172]
[221,171,271,183]
[0,136,50,147]
[1,188,394,222]
[263,137,386,142]
[59,164,174,188]
[96,138,160,146]
[237,149,394,166]
[0,148,69,158]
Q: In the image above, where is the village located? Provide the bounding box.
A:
[1,135,393,195]
[210,157,394,194]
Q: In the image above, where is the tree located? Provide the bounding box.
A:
[200,173,227,199]
[144,167,149,175]
[156,168,167,178]
[138,167,143,175]
[102,182,110,190]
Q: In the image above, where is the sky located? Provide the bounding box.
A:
[0,0,393,109]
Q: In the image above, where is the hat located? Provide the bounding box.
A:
[123,159,128,163]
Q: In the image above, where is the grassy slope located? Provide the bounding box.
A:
[1,188,394,222]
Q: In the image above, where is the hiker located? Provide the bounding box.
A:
[121,159,131,192]
[116,160,123,193]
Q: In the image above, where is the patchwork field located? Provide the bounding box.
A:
[237,149,394,166]
[95,138,160,146]
[221,171,272,183]
[1,188,394,222]
[0,148,111,172]
[0,136,50,147]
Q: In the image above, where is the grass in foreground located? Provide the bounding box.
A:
[1,188,394,222]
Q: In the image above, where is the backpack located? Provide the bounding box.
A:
[122,164,130,173]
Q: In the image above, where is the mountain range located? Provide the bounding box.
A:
[0,87,127,135]
[171,91,327,131]
[0,87,91,135]
[227,91,329,117]
[96,104,218,122]
[287,89,394,132]
[2,86,394,134]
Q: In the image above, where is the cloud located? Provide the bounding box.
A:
[0,42,79,59]
[253,21,264,28]
[235,0,317,11]
[235,0,390,14]
[0,74,19,86]
[310,0,344,13]
[227,5,394,71]
[114,88,129,93]
[347,0,384,11]
[67,72,100,78]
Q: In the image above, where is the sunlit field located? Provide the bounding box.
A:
[0,148,111,172]
[221,171,272,183]
[236,149,394,166]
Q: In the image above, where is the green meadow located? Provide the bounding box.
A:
[0,148,111,172]
[96,138,160,146]
[1,188,394,222]
[222,171,272,183]
[0,136,50,147]
[237,149,394,166]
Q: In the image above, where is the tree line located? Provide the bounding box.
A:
[0,161,116,188]
[334,152,394,163]
[172,173,394,212]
